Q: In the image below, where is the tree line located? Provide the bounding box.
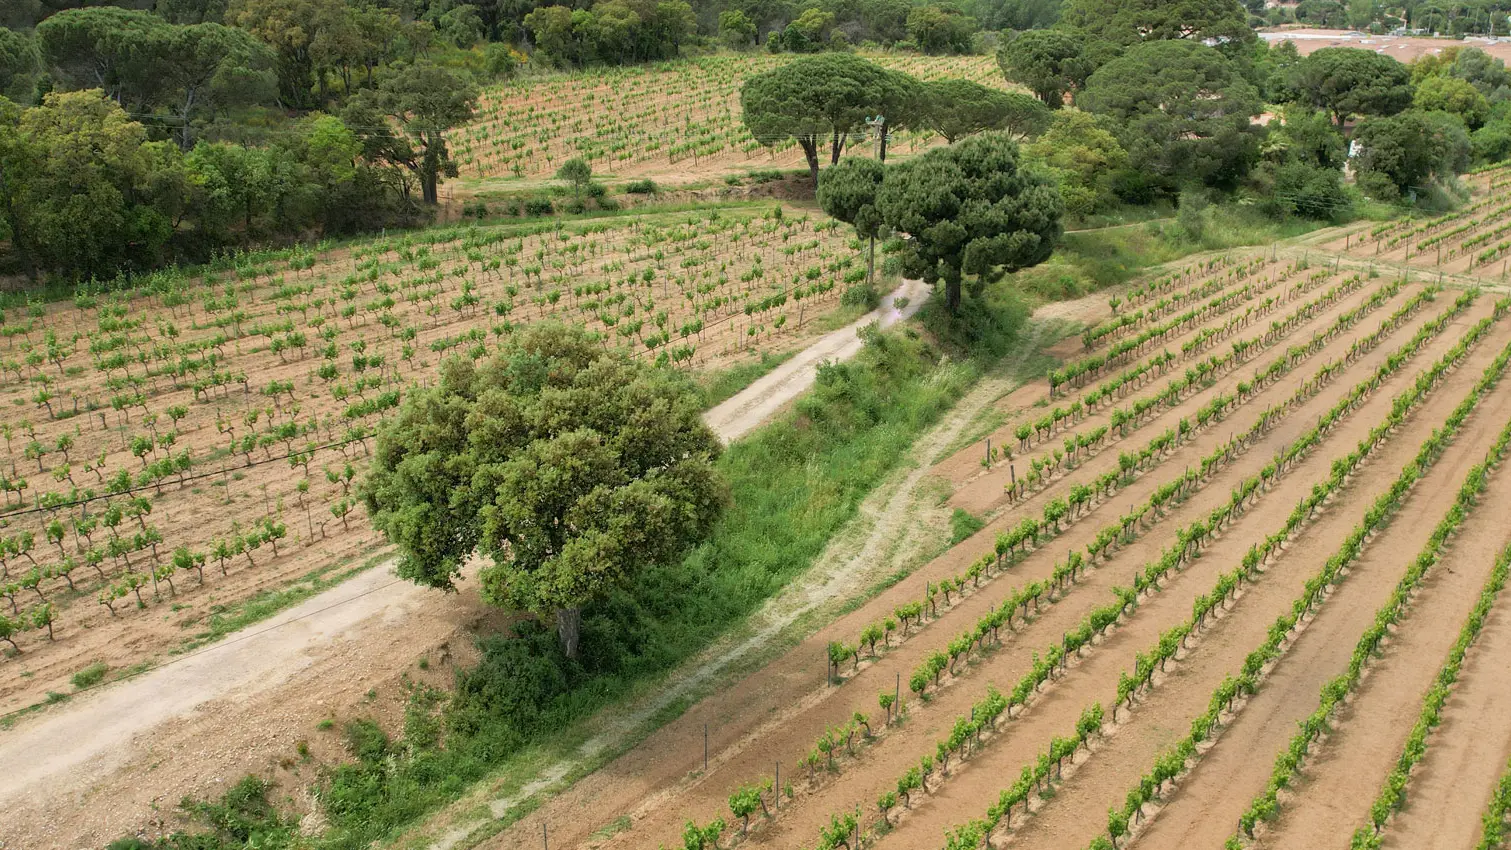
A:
[735,0,1511,263]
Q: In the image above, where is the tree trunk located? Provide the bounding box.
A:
[556,607,582,659]
[867,236,875,283]
[799,136,820,187]
[946,278,962,313]
[830,130,846,164]
[421,169,439,205]
[878,119,891,162]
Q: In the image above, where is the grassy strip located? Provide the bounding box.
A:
[697,349,798,408]
[175,550,387,653]
[1351,534,1511,847]
[1012,203,1333,305]
[1083,304,1511,850]
[783,287,1470,850]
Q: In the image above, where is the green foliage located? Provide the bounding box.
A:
[918,79,1050,144]
[1059,0,1253,54]
[948,508,984,544]
[906,4,976,55]
[0,26,39,102]
[343,61,478,205]
[1413,74,1489,128]
[483,43,518,79]
[1353,110,1472,201]
[556,157,593,200]
[997,29,1089,107]
[70,660,108,689]
[362,323,726,657]
[1079,39,1262,191]
[1024,108,1128,217]
[1289,47,1413,127]
[524,0,695,67]
[718,10,758,48]
[817,157,885,240]
[740,53,914,182]
[110,776,298,850]
[875,132,1062,312]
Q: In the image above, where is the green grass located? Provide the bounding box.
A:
[948,508,985,544]
[1012,201,1340,302]
[70,662,109,690]
[698,349,797,408]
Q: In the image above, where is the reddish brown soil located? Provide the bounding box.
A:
[1381,583,1511,850]
[467,284,1484,850]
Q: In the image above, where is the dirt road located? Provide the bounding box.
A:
[705,277,930,442]
[0,280,933,850]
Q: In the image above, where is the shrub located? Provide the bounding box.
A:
[624,179,658,194]
[71,661,109,689]
[564,198,587,215]
[841,282,881,310]
[523,197,555,216]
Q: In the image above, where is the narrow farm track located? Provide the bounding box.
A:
[866,301,1509,850]
[979,318,1511,850]
[1380,560,1511,850]
[1250,453,1511,849]
[588,284,1455,850]
[704,277,928,442]
[0,280,930,850]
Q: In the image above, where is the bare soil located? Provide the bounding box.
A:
[0,278,923,850]
[1381,582,1511,850]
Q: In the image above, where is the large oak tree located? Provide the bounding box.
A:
[362,324,727,658]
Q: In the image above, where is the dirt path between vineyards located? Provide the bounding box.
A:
[0,281,934,850]
[705,278,930,442]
